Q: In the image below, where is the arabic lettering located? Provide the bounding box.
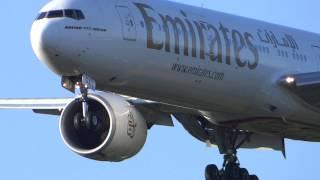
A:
[257,29,299,50]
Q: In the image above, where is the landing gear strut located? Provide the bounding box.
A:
[61,74,97,131]
[79,76,90,122]
[205,128,259,180]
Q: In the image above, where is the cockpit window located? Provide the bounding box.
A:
[75,10,85,20]
[35,9,85,21]
[64,9,75,19]
[36,12,47,20]
[64,9,85,20]
[47,10,63,18]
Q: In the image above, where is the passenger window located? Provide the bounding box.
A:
[47,10,63,18]
[36,12,47,20]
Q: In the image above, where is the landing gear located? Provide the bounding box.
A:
[239,168,249,180]
[205,128,259,180]
[205,154,258,180]
[62,74,109,147]
[205,164,220,180]
[61,74,97,131]
[249,175,259,180]
[63,74,96,117]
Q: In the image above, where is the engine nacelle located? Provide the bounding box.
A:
[59,91,147,162]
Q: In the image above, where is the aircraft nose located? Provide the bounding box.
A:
[31,20,74,75]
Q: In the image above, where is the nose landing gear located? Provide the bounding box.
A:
[61,74,97,125]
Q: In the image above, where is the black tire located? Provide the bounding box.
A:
[225,163,240,180]
[249,175,259,180]
[205,164,220,180]
[219,170,225,180]
[73,112,83,130]
[239,168,250,180]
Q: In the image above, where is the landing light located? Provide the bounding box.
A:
[285,76,295,84]
[75,82,81,89]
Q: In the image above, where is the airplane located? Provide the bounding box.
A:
[1,0,320,179]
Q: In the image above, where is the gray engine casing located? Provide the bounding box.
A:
[59,91,147,162]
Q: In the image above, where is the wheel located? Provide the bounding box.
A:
[219,169,225,180]
[224,163,240,180]
[205,164,220,180]
[249,175,259,180]
[239,168,250,180]
[73,112,84,130]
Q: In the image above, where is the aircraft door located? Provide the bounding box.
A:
[115,1,137,41]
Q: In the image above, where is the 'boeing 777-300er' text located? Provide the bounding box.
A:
[2,0,320,179]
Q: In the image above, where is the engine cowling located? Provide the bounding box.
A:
[59,91,147,162]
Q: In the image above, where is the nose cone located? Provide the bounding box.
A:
[31,20,76,76]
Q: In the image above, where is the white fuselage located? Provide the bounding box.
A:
[31,0,320,126]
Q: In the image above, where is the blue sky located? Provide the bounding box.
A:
[1,0,320,179]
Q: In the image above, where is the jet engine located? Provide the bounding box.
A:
[59,91,147,162]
